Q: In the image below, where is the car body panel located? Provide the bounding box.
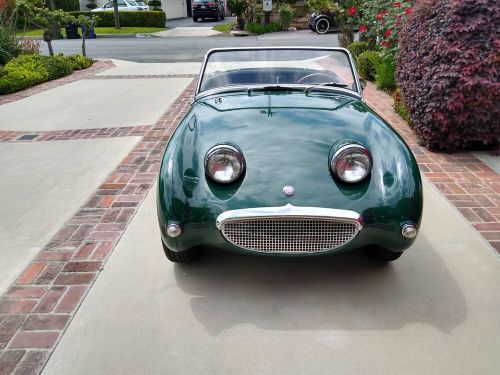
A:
[157,89,423,256]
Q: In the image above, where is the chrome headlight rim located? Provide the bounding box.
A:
[204,144,246,184]
[331,143,372,184]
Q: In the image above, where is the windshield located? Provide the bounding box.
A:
[198,48,358,94]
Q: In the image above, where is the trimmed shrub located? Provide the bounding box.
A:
[279,4,294,31]
[375,57,396,92]
[69,11,166,28]
[347,41,369,59]
[0,54,92,94]
[54,0,80,11]
[65,54,92,70]
[357,50,380,81]
[397,0,499,151]
[245,22,281,34]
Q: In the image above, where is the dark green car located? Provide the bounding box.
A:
[157,47,423,263]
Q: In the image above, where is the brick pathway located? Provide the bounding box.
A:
[0,70,498,375]
[364,82,499,253]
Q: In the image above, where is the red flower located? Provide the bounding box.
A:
[348,6,357,16]
[396,16,402,26]
[405,7,413,15]
[377,12,385,21]
[359,24,367,33]
[394,1,402,7]
[380,41,391,48]
[385,29,392,38]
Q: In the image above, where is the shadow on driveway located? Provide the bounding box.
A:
[174,236,466,337]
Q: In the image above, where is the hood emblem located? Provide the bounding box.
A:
[214,97,223,105]
[282,186,295,197]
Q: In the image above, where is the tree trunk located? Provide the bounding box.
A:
[47,40,54,56]
[82,34,86,57]
[49,0,56,10]
[113,0,121,29]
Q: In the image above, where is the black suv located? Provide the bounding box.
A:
[192,0,225,22]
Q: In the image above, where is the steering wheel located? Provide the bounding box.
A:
[296,73,336,84]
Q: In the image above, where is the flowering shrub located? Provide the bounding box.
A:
[397,0,500,151]
[359,0,413,58]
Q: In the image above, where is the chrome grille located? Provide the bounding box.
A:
[220,217,359,253]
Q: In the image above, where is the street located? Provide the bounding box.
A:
[41,30,341,62]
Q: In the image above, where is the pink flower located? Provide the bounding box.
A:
[359,24,367,33]
[377,13,385,21]
[396,16,402,26]
[348,6,357,16]
[394,2,402,7]
[385,29,392,38]
[380,41,391,48]
[405,7,413,15]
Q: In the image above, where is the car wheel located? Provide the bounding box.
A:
[221,12,225,20]
[364,247,403,262]
[193,16,198,22]
[315,18,329,34]
[215,12,220,21]
[162,241,198,263]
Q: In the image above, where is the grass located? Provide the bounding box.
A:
[17,27,166,37]
[212,22,236,33]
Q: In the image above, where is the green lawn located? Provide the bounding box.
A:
[212,22,236,33]
[18,27,166,36]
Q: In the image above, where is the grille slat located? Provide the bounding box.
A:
[220,218,359,253]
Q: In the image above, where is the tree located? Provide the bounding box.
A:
[112,0,120,29]
[228,0,246,30]
[17,0,71,56]
[77,14,99,57]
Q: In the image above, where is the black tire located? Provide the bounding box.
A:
[215,12,220,22]
[221,13,225,20]
[315,18,330,34]
[364,247,403,262]
[193,16,198,22]
[162,241,198,263]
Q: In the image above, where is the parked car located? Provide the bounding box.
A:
[157,47,423,263]
[192,0,225,22]
[309,11,337,34]
[91,0,148,12]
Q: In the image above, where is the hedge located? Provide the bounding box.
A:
[69,11,166,28]
[54,0,80,11]
[397,0,499,151]
[0,54,92,94]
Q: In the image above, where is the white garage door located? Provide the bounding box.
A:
[162,0,187,19]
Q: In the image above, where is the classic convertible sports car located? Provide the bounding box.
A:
[157,47,423,263]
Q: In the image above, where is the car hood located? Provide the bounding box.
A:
[160,90,420,224]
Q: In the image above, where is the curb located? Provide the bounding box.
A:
[21,33,155,40]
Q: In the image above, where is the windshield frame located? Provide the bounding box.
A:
[195,47,362,99]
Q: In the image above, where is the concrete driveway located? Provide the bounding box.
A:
[0,60,498,375]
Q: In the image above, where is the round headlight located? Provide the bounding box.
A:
[205,145,245,184]
[331,144,372,183]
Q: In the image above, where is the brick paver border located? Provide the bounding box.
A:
[86,74,198,80]
[0,79,196,375]
[0,60,115,106]
[364,82,499,253]
[0,125,152,143]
